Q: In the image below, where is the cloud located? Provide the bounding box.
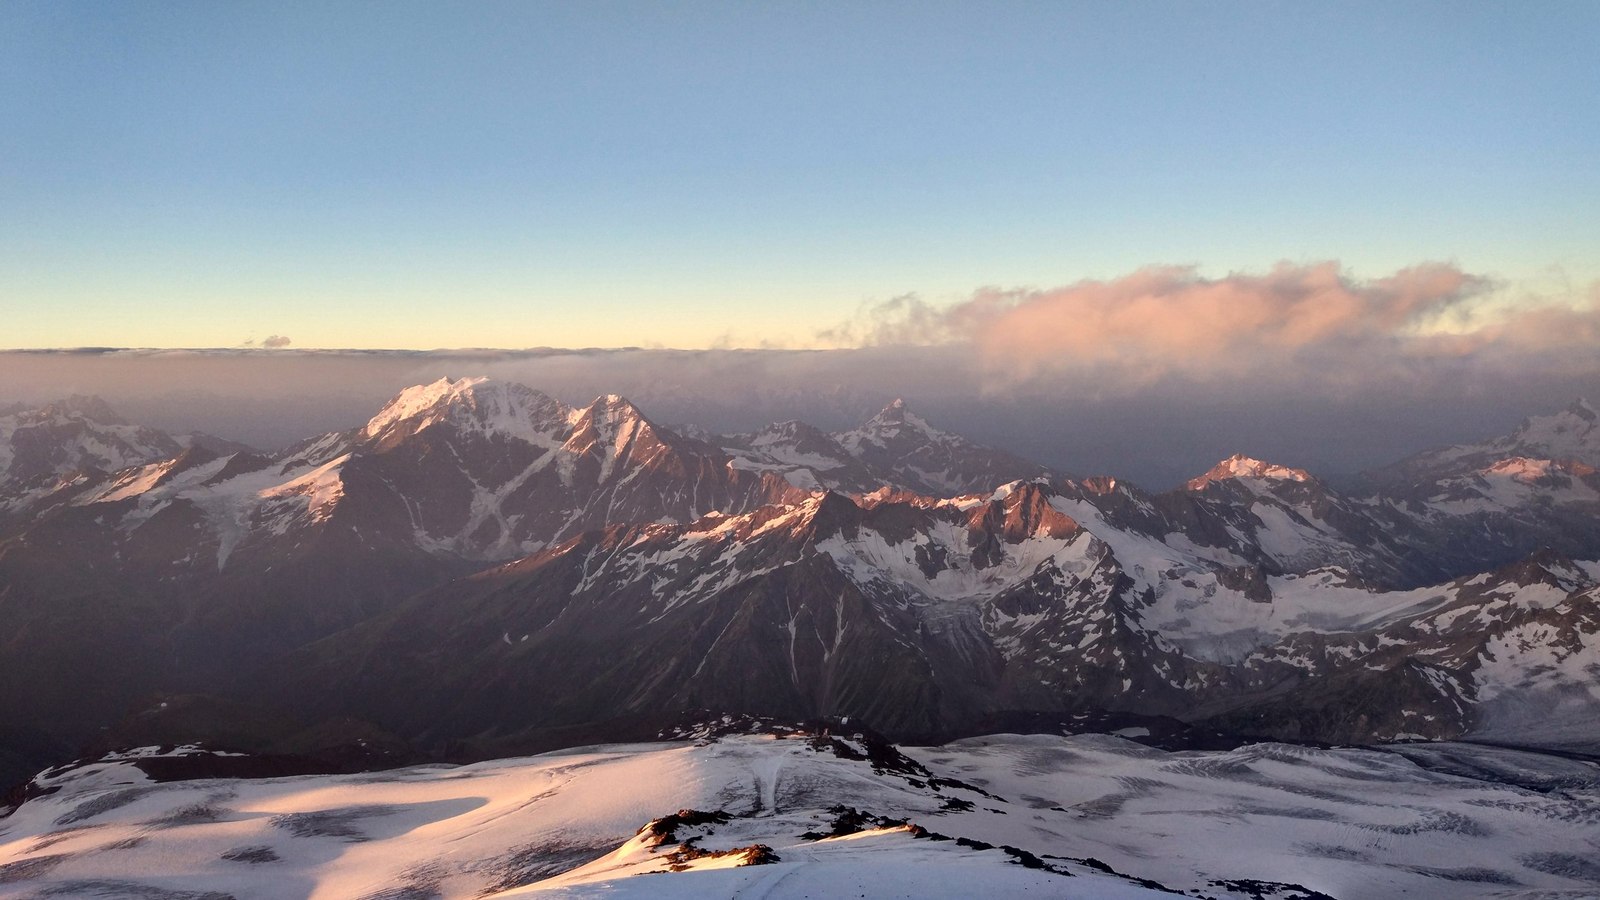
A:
[821,262,1600,390]
[2,264,1596,488]
[262,335,292,349]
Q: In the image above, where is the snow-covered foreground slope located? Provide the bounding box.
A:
[4,731,1599,900]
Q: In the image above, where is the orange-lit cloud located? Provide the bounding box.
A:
[2,265,1596,487]
[821,262,1599,387]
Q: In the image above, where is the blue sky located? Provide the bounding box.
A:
[2,1,1595,349]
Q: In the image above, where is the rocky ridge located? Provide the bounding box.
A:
[2,382,1598,790]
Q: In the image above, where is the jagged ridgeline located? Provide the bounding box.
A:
[1,380,1598,787]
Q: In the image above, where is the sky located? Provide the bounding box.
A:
[2,1,1597,351]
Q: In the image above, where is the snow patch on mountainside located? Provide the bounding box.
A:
[819,524,1093,604]
[1421,457,1600,515]
[259,452,350,528]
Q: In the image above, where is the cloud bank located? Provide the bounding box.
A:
[822,262,1600,393]
[3,263,1596,488]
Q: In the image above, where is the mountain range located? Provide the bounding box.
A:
[2,379,1597,791]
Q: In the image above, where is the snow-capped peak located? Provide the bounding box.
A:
[364,376,487,436]
[1484,456,1558,480]
[748,420,811,443]
[561,393,664,476]
[1186,454,1312,491]
[1371,396,1600,484]
[1481,455,1597,484]
[568,392,651,431]
[1496,397,1600,465]
[869,397,933,432]
[1,396,180,482]
[362,377,570,445]
[837,398,944,452]
[30,394,127,425]
[1516,398,1598,436]
[592,392,643,416]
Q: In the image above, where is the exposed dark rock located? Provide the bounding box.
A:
[219,845,280,864]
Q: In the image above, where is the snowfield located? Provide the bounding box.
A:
[3,730,1598,899]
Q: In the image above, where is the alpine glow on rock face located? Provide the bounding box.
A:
[3,4,1599,899]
